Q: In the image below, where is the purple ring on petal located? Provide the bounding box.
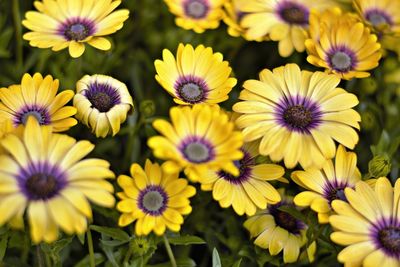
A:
[322,180,350,204]
[370,217,400,259]
[326,45,358,73]
[137,185,169,216]
[174,75,209,104]
[17,162,67,200]
[57,17,96,41]
[276,1,309,25]
[179,136,215,163]
[275,95,322,133]
[218,149,254,184]
[183,0,210,19]
[84,81,122,112]
[14,105,51,126]
[269,202,306,235]
[364,8,393,27]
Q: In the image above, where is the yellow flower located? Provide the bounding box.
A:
[232,63,361,169]
[0,116,115,243]
[223,0,249,38]
[73,74,134,138]
[305,8,382,80]
[329,177,400,267]
[0,73,77,132]
[244,194,307,263]
[155,44,237,105]
[291,145,361,223]
[163,0,225,33]
[116,159,196,236]
[148,104,244,182]
[22,0,129,58]
[239,0,338,57]
[199,141,284,216]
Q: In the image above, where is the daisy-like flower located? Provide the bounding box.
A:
[154,44,237,105]
[163,0,225,33]
[238,0,337,57]
[305,8,382,80]
[199,141,284,216]
[0,73,77,132]
[232,64,361,169]
[73,74,134,138]
[244,195,307,263]
[329,177,400,267]
[0,116,115,243]
[148,104,244,182]
[116,159,196,235]
[22,0,129,58]
[291,145,361,223]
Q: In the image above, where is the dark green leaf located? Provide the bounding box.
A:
[74,253,105,267]
[90,225,130,241]
[232,258,242,267]
[0,233,8,261]
[168,235,206,246]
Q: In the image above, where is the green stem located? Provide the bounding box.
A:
[87,229,95,267]
[163,235,177,267]
[36,245,45,267]
[122,245,133,265]
[12,0,23,68]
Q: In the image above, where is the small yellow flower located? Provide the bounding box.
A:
[0,73,77,132]
[116,159,196,236]
[73,74,134,138]
[22,0,129,58]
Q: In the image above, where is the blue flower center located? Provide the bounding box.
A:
[65,23,89,41]
[183,142,211,163]
[85,82,121,112]
[279,2,309,25]
[378,226,400,256]
[138,186,168,216]
[26,173,59,200]
[184,0,209,19]
[331,51,352,71]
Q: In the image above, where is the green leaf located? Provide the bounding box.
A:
[0,233,8,261]
[371,130,390,156]
[74,253,105,267]
[232,258,242,267]
[100,239,129,247]
[212,248,222,267]
[77,233,85,245]
[168,235,206,246]
[90,225,130,241]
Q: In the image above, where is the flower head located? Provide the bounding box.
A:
[0,117,115,243]
[148,104,244,181]
[163,0,225,33]
[155,44,237,105]
[0,73,77,132]
[22,0,129,58]
[199,141,284,216]
[244,194,307,263]
[329,177,400,267]
[116,159,196,235]
[233,64,361,169]
[73,74,134,138]
[305,8,382,80]
[292,145,361,223]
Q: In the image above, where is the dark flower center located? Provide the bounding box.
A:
[365,10,392,27]
[269,203,304,234]
[218,150,254,184]
[330,51,353,72]
[64,23,90,41]
[15,106,51,126]
[25,173,60,200]
[283,105,312,130]
[184,0,209,19]
[325,187,347,204]
[377,226,400,256]
[278,2,309,25]
[175,76,208,104]
[183,141,212,163]
[85,82,121,112]
[138,186,168,215]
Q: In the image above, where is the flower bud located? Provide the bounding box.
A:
[368,154,391,178]
[360,77,378,95]
[139,100,156,118]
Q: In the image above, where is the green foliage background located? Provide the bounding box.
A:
[0,0,400,266]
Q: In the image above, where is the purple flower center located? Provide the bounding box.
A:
[275,95,322,133]
[174,75,209,104]
[372,218,400,258]
[15,105,51,126]
[269,202,305,234]
[85,82,121,112]
[137,185,168,216]
[59,18,95,41]
[327,46,357,73]
[277,1,309,25]
[323,181,349,204]
[180,136,215,163]
[365,9,393,27]
[183,0,209,19]
[218,149,254,184]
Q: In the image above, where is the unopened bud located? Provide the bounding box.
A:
[139,100,155,118]
[360,77,378,95]
[368,155,391,178]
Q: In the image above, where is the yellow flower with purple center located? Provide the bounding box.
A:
[154,44,237,105]
[305,8,382,80]
[233,63,361,169]
[22,0,129,58]
[148,104,244,182]
[117,159,196,236]
[244,195,307,263]
[291,145,361,223]
[73,74,134,138]
[329,177,400,267]
[0,116,115,243]
[238,0,337,57]
[0,73,77,132]
[199,141,284,216]
[163,0,225,33]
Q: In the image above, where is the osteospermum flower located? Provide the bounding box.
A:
[232,64,361,169]
[244,195,307,263]
[22,0,129,58]
[238,0,337,57]
[154,44,237,105]
[0,73,77,132]
[0,117,115,243]
[199,141,283,216]
[148,104,244,182]
[73,74,134,138]
[163,0,225,33]
[116,159,196,235]
[305,8,382,80]
[291,145,361,223]
[329,177,400,267]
